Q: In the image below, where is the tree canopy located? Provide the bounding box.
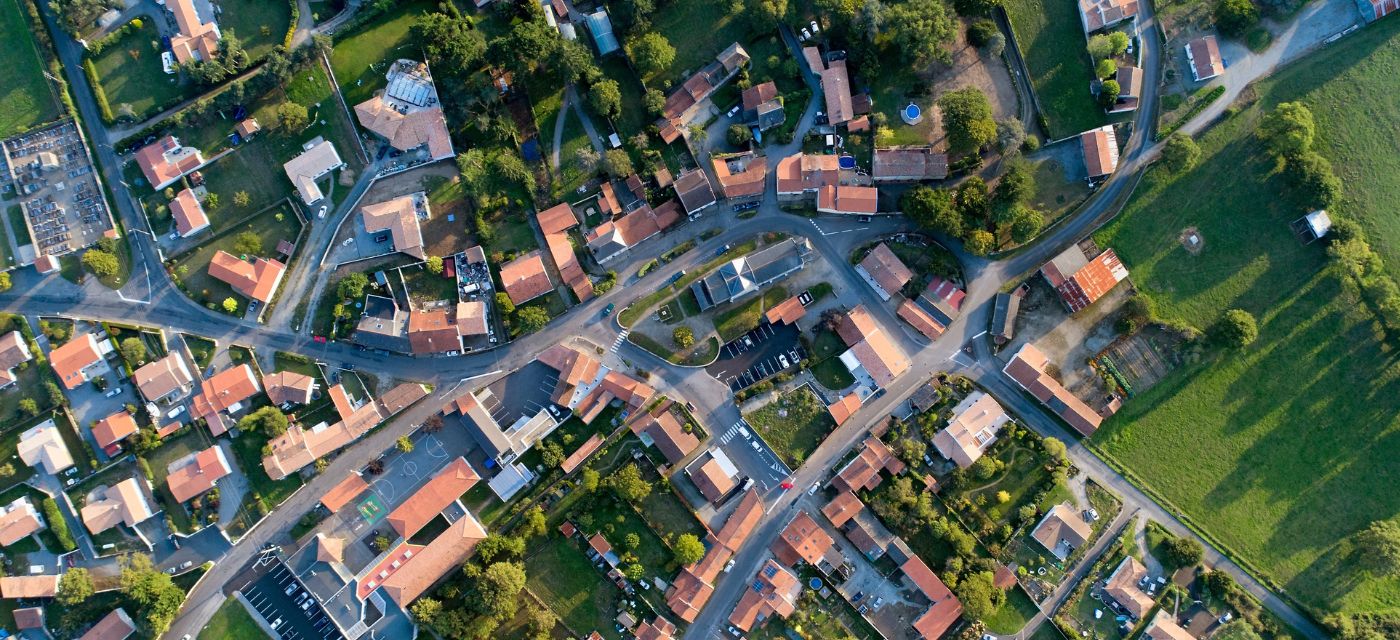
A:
[1217,309,1259,348]
[474,562,527,620]
[902,186,961,237]
[628,32,675,77]
[953,571,1005,621]
[239,406,289,436]
[674,533,706,565]
[1258,102,1316,158]
[938,88,997,153]
[120,554,186,634]
[885,0,957,66]
[605,463,652,502]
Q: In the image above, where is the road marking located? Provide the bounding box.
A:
[971,330,987,339]
[611,330,630,353]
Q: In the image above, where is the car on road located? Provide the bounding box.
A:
[603,303,615,316]
[313,336,327,343]
[808,482,820,495]
[670,270,686,284]
[856,215,872,223]
[317,205,327,219]
[780,481,793,489]
[716,244,731,256]
[103,387,121,398]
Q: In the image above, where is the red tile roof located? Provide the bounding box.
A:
[902,555,964,639]
[1081,126,1120,178]
[764,294,806,326]
[50,333,103,389]
[407,309,461,355]
[91,411,139,448]
[822,490,863,528]
[1003,344,1103,435]
[386,457,477,538]
[166,446,232,503]
[499,250,554,305]
[169,189,209,237]
[320,473,370,512]
[832,436,905,493]
[858,243,913,299]
[771,511,835,567]
[208,251,286,303]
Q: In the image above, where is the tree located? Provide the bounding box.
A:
[622,562,645,581]
[1086,33,1115,61]
[46,381,65,407]
[885,0,957,66]
[955,177,990,228]
[902,186,961,237]
[1098,79,1121,107]
[628,32,675,77]
[415,11,486,76]
[1354,519,1400,574]
[603,148,634,177]
[222,298,238,314]
[239,406,289,436]
[476,562,527,620]
[233,191,251,207]
[965,230,996,256]
[276,102,309,133]
[410,597,442,625]
[120,554,186,634]
[727,124,753,146]
[1096,58,1117,79]
[204,193,220,211]
[1216,309,1258,348]
[995,119,1026,154]
[120,337,146,364]
[674,533,705,565]
[967,19,999,46]
[523,603,555,640]
[1164,536,1205,567]
[590,79,623,120]
[540,441,565,467]
[495,291,516,315]
[985,32,1006,56]
[745,0,788,31]
[396,436,414,452]
[996,490,1011,503]
[82,249,119,277]
[971,456,999,480]
[521,506,547,538]
[1215,0,1259,36]
[0,272,9,292]
[673,326,695,348]
[1284,151,1341,210]
[338,272,370,301]
[954,0,1001,16]
[605,463,652,503]
[18,398,38,416]
[1042,436,1068,461]
[1161,133,1202,173]
[517,307,550,333]
[643,88,666,117]
[1108,31,1130,55]
[939,88,997,153]
[58,567,94,605]
[581,468,601,492]
[553,38,601,85]
[491,151,531,189]
[1009,206,1044,244]
[573,147,601,175]
[992,163,1033,211]
[233,231,262,256]
[954,571,1005,620]
[426,256,444,274]
[477,535,527,563]
[1258,102,1315,158]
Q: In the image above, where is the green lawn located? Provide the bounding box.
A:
[869,67,938,146]
[638,485,706,542]
[629,330,719,366]
[0,0,59,137]
[1026,154,1092,231]
[713,285,788,342]
[524,536,624,640]
[1002,0,1103,138]
[743,386,835,467]
[984,586,1040,634]
[230,427,303,509]
[218,0,294,61]
[329,0,437,106]
[643,0,750,89]
[170,204,302,315]
[597,56,648,141]
[144,428,210,533]
[199,597,269,640]
[87,19,189,121]
[1090,13,1400,616]
[809,329,854,390]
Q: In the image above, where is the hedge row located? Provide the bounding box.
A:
[41,497,77,552]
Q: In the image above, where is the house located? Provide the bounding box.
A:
[17,420,74,474]
[990,292,1021,344]
[635,617,678,640]
[586,201,682,264]
[1030,503,1093,560]
[932,391,1011,468]
[263,383,425,480]
[361,194,429,260]
[283,139,345,204]
[1186,36,1224,82]
[772,511,837,568]
[0,575,59,599]
[0,496,43,547]
[80,477,155,534]
[584,9,620,54]
[80,609,136,640]
[844,509,897,560]
[835,305,911,390]
[134,136,204,191]
[691,238,811,310]
[872,147,949,182]
[190,364,262,436]
[764,293,807,326]
[685,448,739,503]
[711,154,767,205]
[166,0,220,64]
[133,352,195,404]
[353,61,454,161]
[1078,0,1138,32]
[1104,556,1155,618]
[775,154,838,199]
[166,445,233,503]
[674,169,718,216]
[499,250,554,305]
[537,203,594,302]
[456,301,488,337]
[820,59,855,126]
[263,370,317,406]
[236,118,261,139]
[1144,610,1197,640]
[0,330,33,390]
[897,276,967,340]
[666,489,763,621]
[169,188,210,237]
[407,309,461,355]
[832,436,905,493]
[34,254,61,274]
[1041,244,1129,312]
[742,81,784,130]
[629,402,699,465]
[576,370,656,424]
[91,410,139,452]
[208,251,286,304]
[1004,343,1105,436]
[822,490,863,528]
[1109,65,1145,113]
[817,185,879,215]
[539,344,605,407]
[729,559,801,632]
[443,390,559,470]
[655,43,749,131]
[856,243,912,301]
[1081,125,1120,179]
[49,332,105,389]
[903,555,964,639]
[353,295,409,353]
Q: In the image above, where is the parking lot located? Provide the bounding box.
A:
[239,557,344,640]
[707,323,807,392]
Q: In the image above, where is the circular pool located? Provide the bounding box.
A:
[902,102,924,125]
[838,155,856,170]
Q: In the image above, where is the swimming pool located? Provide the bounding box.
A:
[838,155,856,169]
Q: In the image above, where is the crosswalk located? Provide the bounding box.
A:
[611,330,630,353]
[719,420,747,444]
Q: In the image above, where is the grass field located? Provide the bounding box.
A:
[329,0,436,106]
[642,0,750,89]
[200,597,269,640]
[0,0,59,137]
[525,536,623,640]
[219,0,294,61]
[1092,15,1400,616]
[810,329,855,390]
[87,19,189,121]
[744,386,835,467]
[985,587,1040,634]
[1002,0,1103,138]
[713,285,788,342]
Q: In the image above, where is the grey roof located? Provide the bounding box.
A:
[991,293,1020,341]
[353,295,408,352]
[585,10,619,55]
[755,100,785,130]
[674,169,717,213]
[694,238,810,309]
[455,394,513,460]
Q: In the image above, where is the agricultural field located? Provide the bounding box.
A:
[1002,0,1103,138]
[0,0,60,137]
[1092,15,1400,616]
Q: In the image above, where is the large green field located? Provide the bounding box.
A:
[641,0,750,89]
[0,0,59,136]
[329,0,436,106]
[1002,0,1104,138]
[1092,16,1400,617]
[219,0,295,61]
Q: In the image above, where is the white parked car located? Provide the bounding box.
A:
[166,405,186,419]
[810,20,820,33]
[317,205,328,219]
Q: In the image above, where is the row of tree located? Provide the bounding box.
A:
[901,157,1044,255]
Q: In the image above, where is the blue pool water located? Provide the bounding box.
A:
[904,103,922,120]
[838,155,856,169]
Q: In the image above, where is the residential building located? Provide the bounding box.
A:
[820,59,855,125]
[407,309,461,355]
[575,370,656,424]
[169,188,210,237]
[0,496,43,547]
[1144,610,1197,640]
[771,511,837,568]
[990,292,1021,344]
[80,477,155,534]
[320,474,370,513]
[666,489,763,621]
[1030,502,1093,560]
[1042,244,1130,312]
[775,153,838,199]
[79,609,136,640]
[635,617,678,640]
[263,370,317,406]
[537,203,594,302]
[816,184,879,215]
[835,305,911,391]
[654,43,749,141]
[0,575,59,599]
[166,0,220,64]
[444,389,559,471]
[932,391,1011,468]
[91,410,139,452]
[353,61,454,161]
[208,251,287,304]
[1109,65,1145,113]
[629,402,699,465]
[17,420,74,474]
[263,383,426,480]
[764,293,807,326]
[822,490,863,528]
[0,330,33,390]
[844,509,897,560]
[561,434,604,474]
[133,352,195,404]
[685,448,739,503]
[1104,556,1155,618]
[190,364,262,436]
[741,81,784,130]
[134,136,203,191]
[831,436,905,493]
[456,301,488,337]
[712,154,767,205]
[691,238,811,310]
[1006,343,1106,435]
[236,118,261,139]
[729,559,801,632]
[872,147,949,182]
[1081,125,1120,179]
[903,555,965,639]
[1078,0,1138,32]
[499,250,553,305]
[674,169,718,215]
[586,200,682,264]
[361,193,429,260]
[353,294,408,352]
[825,391,858,426]
[856,243,912,301]
[49,332,105,389]
[283,139,345,204]
[1186,36,1224,81]
[166,445,233,503]
[897,276,966,340]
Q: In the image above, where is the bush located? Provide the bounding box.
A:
[726,124,752,146]
[1216,309,1258,348]
[967,19,999,47]
[1161,133,1202,173]
[1215,0,1260,37]
[42,497,77,551]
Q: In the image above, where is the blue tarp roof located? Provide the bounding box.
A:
[585,10,620,55]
